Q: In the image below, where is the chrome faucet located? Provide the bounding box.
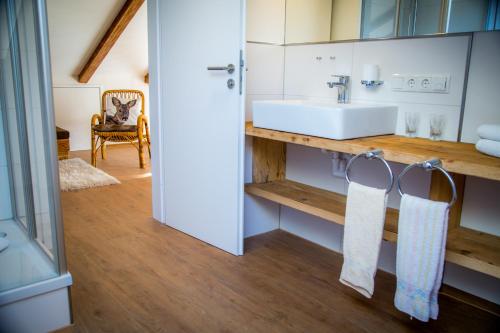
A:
[327,75,350,104]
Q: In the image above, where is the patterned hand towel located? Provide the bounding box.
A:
[340,181,388,298]
[394,194,449,322]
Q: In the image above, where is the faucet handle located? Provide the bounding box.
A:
[332,75,350,83]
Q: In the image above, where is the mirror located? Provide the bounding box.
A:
[361,0,495,39]
[284,0,362,43]
[283,0,500,44]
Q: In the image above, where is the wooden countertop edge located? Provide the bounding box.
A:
[245,122,500,181]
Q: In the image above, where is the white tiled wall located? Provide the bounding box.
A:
[461,31,500,143]
[284,43,353,98]
[457,33,500,234]
[244,1,287,238]
[283,35,470,141]
[245,43,285,121]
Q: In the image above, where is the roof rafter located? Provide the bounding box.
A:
[78,0,145,83]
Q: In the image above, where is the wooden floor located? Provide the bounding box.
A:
[58,145,499,333]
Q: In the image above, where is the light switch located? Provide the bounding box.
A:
[391,76,404,90]
[431,77,448,92]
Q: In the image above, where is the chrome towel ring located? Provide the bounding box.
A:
[397,159,457,208]
[345,149,394,194]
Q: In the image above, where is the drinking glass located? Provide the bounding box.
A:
[429,114,445,141]
[405,112,419,138]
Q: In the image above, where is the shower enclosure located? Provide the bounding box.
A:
[0,0,71,332]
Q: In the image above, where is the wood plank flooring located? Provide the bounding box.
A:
[58,146,499,332]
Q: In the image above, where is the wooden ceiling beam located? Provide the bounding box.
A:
[78,0,145,83]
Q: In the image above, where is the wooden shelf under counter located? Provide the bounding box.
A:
[245,180,500,279]
[245,122,500,279]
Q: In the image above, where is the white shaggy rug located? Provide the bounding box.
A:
[59,158,120,191]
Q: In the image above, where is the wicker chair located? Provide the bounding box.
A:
[90,90,151,168]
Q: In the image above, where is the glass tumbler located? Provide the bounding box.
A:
[405,112,419,138]
[429,114,445,141]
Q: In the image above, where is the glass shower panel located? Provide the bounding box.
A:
[0,0,63,292]
[398,0,444,37]
[1,0,32,236]
[413,0,442,35]
[447,0,489,33]
[0,96,12,221]
[361,0,398,39]
[398,0,416,36]
[17,0,54,253]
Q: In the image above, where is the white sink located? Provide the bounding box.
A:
[252,100,398,140]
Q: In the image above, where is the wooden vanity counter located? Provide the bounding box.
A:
[245,122,500,182]
[245,121,500,279]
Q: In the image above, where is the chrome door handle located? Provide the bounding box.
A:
[207,64,235,74]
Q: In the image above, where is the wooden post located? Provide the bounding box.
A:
[429,171,465,233]
[252,137,286,184]
[91,131,97,167]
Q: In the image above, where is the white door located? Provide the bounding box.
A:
[148,0,245,255]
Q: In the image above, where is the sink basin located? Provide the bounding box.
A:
[252,100,398,140]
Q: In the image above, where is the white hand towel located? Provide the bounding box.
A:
[476,139,500,158]
[477,124,500,142]
[340,181,388,298]
[394,194,449,322]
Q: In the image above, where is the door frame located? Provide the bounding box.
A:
[147,0,247,255]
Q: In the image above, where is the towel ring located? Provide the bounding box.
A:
[345,149,394,194]
[397,159,457,208]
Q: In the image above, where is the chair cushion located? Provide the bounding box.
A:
[104,94,142,126]
[92,124,137,133]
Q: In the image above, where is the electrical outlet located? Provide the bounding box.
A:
[407,77,417,90]
[391,74,450,93]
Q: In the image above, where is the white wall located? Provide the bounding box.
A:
[47,0,149,151]
[330,0,361,40]
[285,0,332,44]
[52,86,101,151]
[245,1,286,238]
[461,31,500,143]
[246,0,286,44]
[458,31,500,236]
[244,51,283,235]
[245,43,284,121]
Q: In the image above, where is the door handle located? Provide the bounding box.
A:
[207,64,235,74]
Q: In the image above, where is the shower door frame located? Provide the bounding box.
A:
[3,0,38,241]
[1,0,67,274]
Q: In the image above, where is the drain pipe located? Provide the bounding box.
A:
[321,149,352,178]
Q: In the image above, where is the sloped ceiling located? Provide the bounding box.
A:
[47,0,148,85]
